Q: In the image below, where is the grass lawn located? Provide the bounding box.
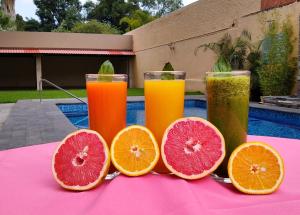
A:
[0,88,202,103]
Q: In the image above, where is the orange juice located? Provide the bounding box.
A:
[145,79,185,173]
[86,81,127,146]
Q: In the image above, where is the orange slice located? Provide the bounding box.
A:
[111,125,159,176]
[228,142,284,194]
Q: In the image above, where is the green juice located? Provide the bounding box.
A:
[207,74,250,178]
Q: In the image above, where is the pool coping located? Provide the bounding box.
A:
[34,95,300,114]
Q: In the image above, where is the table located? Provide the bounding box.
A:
[0,135,300,215]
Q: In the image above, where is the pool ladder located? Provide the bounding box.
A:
[38,79,88,129]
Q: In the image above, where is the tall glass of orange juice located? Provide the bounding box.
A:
[86,74,127,174]
[144,71,186,173]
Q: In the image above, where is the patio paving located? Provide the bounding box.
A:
[0,99,77,150]
[0,96,145,151]
[0,103,14,129]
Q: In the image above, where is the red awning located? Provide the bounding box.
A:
[0,48,135,56]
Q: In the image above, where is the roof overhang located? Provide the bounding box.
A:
[0,48,135,56]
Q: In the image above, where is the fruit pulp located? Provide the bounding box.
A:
[145,79,185,173]
[52,129,110,190]
[161,117,225,180]
[86,81,127,147]
[207,75,250,178]
[111,126,160,176]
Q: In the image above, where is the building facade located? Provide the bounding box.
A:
[0,0,299,94]
[0,32,134,89]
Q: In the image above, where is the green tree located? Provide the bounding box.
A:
[70,19,120,34]
[138,0,183,16]
[15,14,41,31]
[87,0,182,32]
[82,0,95,20]
[15,14,25,30]
[54,5,82,31]
[23,18,41,31]
[120,9,155,31]
[33,0,82,31]
[0,9,15,31]
[88,0,138,32]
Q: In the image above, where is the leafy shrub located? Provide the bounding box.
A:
[199,30,252,70]
[0,10,16,31]
[247,41,263,101]
[258,17,297,96]
[54,20,120,34]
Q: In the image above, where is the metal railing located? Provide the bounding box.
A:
[38,79,87,104]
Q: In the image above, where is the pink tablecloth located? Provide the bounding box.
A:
[0,135,300,215]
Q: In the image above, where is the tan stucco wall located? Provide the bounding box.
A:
[127,0,300,92]
[0,31,133,50]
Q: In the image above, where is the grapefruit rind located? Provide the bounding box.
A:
[228,142,284,195]
[52,129,110,191]
[161,117,226,180]
[111,125,160,177]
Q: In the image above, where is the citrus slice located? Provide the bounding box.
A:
[161,117,226,180]
[111,125,159,176]
[52,129,110,191]
[228,142,284,194]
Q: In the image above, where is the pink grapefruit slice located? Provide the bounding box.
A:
[52,129,110,191]
[161,117,225,180]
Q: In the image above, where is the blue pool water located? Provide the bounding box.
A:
[57,100,300,139]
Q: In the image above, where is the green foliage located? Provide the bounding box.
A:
[23,18,42,32]
[162,62,174,71]
[88,0,181,32]
[15,14,41,32]
[15,14,25,31]
[87,0,139,33]
[161,62,175,80]
[138,0,183,16]
[13,0,182,33]
[258,17,297,96]
[34,0,82,31]
[212,56,232,73]
[99,60,115,74]
[70,20,120,34]
[98,60,115,82]
[0,10,16,31]
[200,30,252,71]
[120,9,156,31]
[82,0,95,20]
[53,6,85,32]
[247,41,263,101]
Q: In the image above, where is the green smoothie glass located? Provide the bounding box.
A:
[206,71,250,183]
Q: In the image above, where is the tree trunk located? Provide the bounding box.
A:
[1,0,15,19]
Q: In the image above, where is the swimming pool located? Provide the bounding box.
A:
[57,100,300,139]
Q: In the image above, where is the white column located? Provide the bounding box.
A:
[36,55,42,90]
